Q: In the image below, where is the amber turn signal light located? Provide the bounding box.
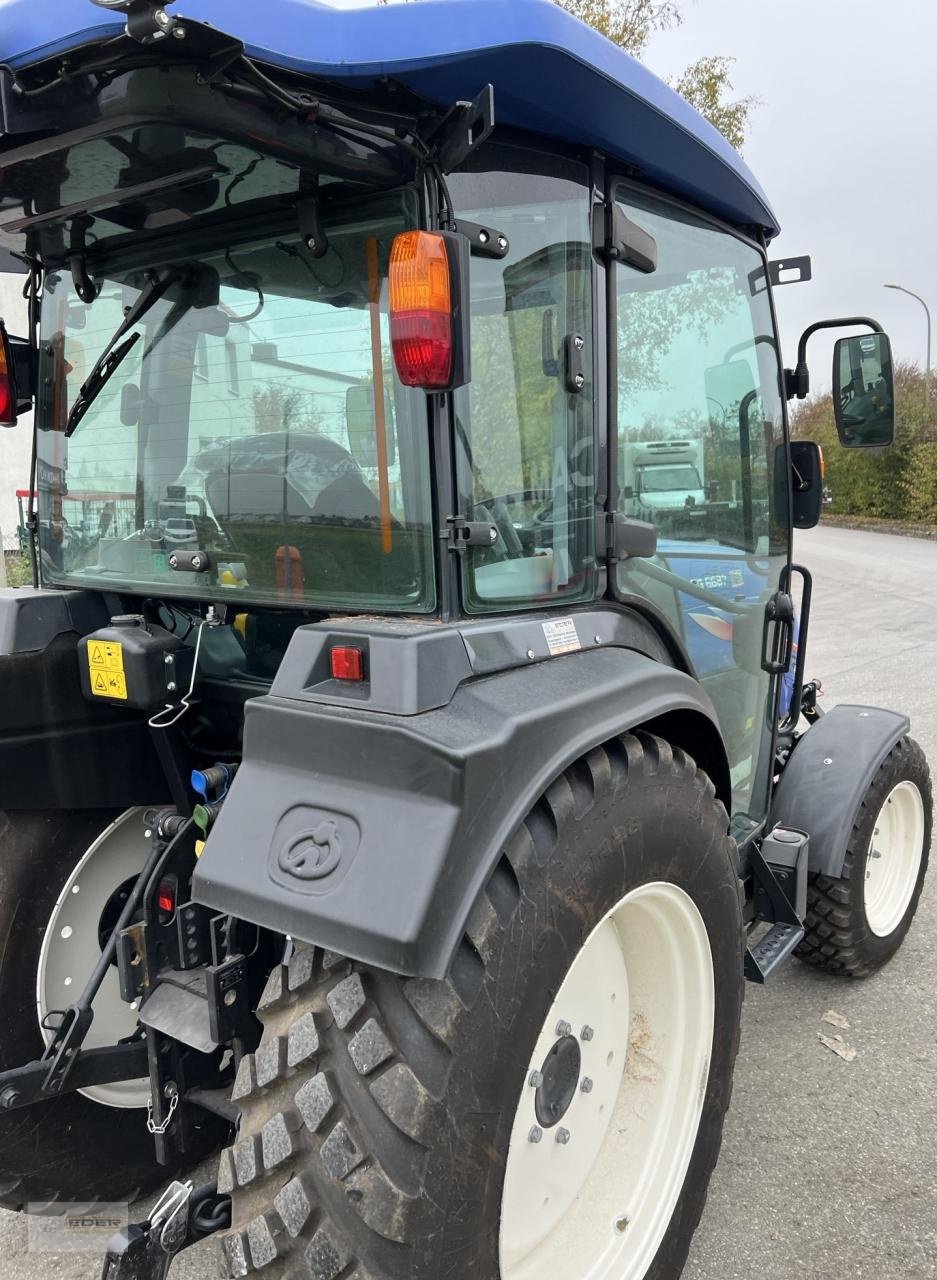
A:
[389,231,460,389]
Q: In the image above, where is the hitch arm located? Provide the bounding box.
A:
[0,1041,149,1113]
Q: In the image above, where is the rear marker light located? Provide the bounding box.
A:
[157,879,176,920]
[331,646,365,682]
[389,231,454,389]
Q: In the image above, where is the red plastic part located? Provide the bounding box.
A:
[390,309,453,388]
[330,646,365,682]
[0,325,15,427]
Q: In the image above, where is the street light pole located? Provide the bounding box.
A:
[885,283,932,418]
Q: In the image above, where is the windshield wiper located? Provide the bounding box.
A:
[65,267,182,438]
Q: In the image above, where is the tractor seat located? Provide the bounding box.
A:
[198,431,408,596]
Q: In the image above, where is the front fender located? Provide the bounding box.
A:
[192,646,727,977]
[770,704,911,877]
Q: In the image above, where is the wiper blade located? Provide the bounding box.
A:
[65,266,182,438]
[65,332,141,438]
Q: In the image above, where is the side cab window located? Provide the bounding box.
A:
[610,186,788,822]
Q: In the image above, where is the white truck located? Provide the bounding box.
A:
[622,438,705,519]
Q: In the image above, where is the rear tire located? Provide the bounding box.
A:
[796,736,932,978]
[221,733,744,1280]
[0,808,225,1212]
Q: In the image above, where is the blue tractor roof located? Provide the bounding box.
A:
[0,0,780,239]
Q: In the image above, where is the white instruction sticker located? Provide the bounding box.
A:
[542,616,581,656]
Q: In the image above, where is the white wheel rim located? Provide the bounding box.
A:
[500,882,715,1280]
[36,808,152,1108]
[864,781,926,938]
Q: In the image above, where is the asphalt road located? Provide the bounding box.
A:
[2,522,935,1279]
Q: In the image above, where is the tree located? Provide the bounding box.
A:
[379,0,754,149]
[251,383,325,436]
[555,1,753,150]
[791,362,936,523]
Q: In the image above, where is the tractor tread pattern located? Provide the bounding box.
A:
[795,736,931,978]
[220,732,741,1279]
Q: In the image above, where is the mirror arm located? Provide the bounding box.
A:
[786,316,885,400]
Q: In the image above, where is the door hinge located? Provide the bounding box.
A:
[444,515,499,553]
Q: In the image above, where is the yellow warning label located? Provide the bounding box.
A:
[88,640,124,673]
[88,641,127,699]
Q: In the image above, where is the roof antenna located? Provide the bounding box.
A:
[89,0,182,46]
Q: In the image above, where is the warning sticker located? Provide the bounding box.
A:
[88,640,127,699]
[541,617,581,656]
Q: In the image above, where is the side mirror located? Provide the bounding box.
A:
[345,384,396,469]
[833,333,895,447]
[789,441,824,529]
[120,383,143,427]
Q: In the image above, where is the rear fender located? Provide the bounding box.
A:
[192,646,729,978]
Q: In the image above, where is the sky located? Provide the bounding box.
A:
[643,0,937,392]
[323,0,937,394]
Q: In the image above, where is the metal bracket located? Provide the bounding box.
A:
[206,955,250,1044]
[297,200,329,259]
[123,1,181,46]
[445,516,499,552]
[425,84,495,174]
[450,219,509,259]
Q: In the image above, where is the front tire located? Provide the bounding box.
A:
[796,736,931,978]
[222,733,744,1280]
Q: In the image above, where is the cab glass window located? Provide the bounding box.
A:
[612,187,788,822]
[448,151,596,612]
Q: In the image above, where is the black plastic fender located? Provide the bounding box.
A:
[0,588,170,810]
[770,704,911,878]
[192,647,728,978]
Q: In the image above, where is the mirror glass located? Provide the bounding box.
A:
[345,384,396,468]
[833,333,895,447]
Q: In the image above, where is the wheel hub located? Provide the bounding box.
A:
[500,882,715,1280]
[534,1034,582,1128]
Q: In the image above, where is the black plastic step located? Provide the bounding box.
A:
[745,922,805,983]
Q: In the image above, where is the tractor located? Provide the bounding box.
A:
[0,2,929,1278]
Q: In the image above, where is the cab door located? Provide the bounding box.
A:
[607,184,791,831]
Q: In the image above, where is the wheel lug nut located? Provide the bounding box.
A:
[528,1126,543,1144]
[556,1020,572,1037]
[580,1025,594,1042]
[555,1127,571,1145]
[528,1070,544,1089]
[580,1077,594,1094]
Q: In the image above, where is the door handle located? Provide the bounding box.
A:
[761,590,795,675]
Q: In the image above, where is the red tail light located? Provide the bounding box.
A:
[330,646,365,682]
[389,231,454,388]
[0,322,16,427]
